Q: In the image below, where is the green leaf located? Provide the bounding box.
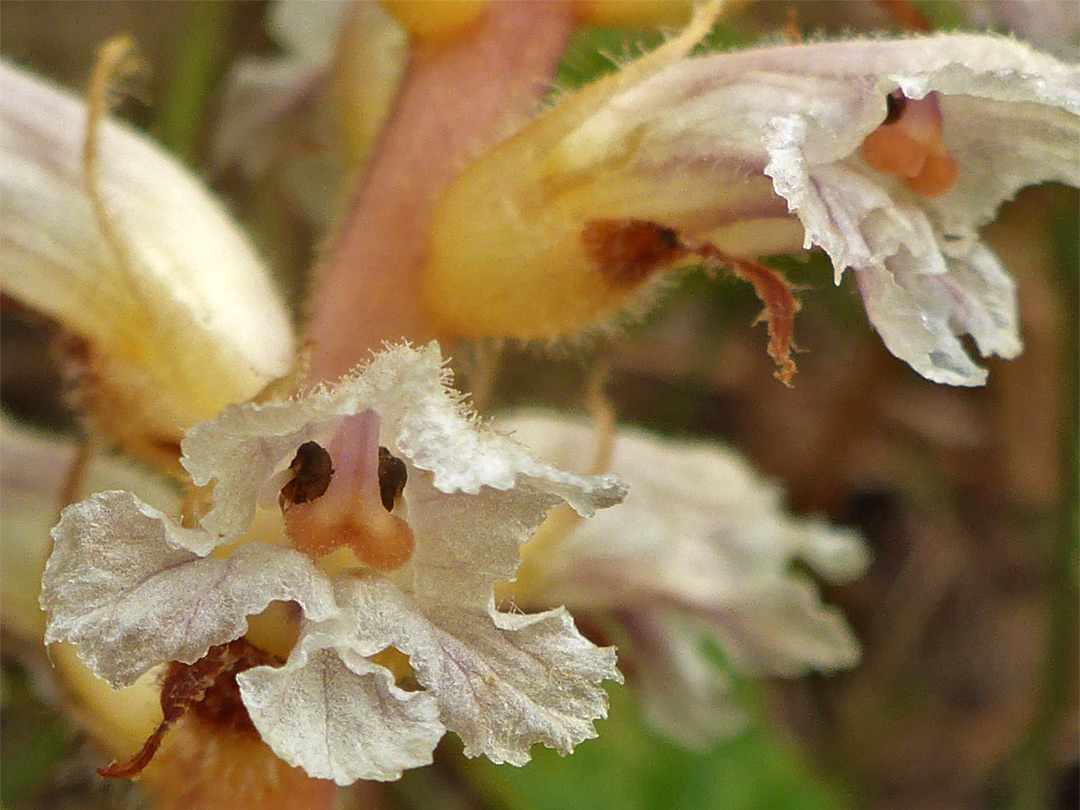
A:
[454,684,851,810]
[912,1,968,30]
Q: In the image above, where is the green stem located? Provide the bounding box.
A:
[153,1,233,164]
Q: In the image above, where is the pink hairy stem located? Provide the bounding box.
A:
[305,2,576,382]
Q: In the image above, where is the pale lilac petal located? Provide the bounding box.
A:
[335,573,621,765]
[211,0,347,180]
[702,573,861,677]
[41,491,336,687]
[213,0,350,175]
[853,236,1021,386]
[238,624,444,785]
[404,479,565,609]
[212,0,407,223]
[625,612,746,748]
[500,413,866,736]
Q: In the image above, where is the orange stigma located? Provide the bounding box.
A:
[281,411,415,571]
[859,90,959,198]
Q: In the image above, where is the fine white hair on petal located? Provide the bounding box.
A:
[333,574,621,765]
[345,344,625,513]
[41,490,337,687]
[182,342,624,543]
[238,623,445,785]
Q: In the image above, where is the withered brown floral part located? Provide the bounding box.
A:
[99,639,281,779]
[690,241,800,387]
[582,219,686,289]
[584,219,800,386]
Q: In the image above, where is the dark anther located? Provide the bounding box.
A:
[280,441,334,507]
[883,90,907,125]
[378,447,408,512]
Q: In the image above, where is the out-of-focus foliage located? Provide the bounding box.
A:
[407,684,848,810]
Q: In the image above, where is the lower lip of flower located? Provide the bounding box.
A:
[281,410,415,572]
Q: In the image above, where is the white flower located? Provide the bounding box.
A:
[41,344,626,784]
[1,417,180,645]
[499,412,868,748]
[423,30,1080,386]
[0,59,295,468]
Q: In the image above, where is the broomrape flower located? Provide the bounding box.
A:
[212,0,409,221]
[3,49,624,791]
[421,18,1080,386]
[40,344,626,784]
[0,56,295,474]
[500,413,868,747]
[1,54,331,807]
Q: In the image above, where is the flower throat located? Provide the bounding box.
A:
[280,410,414,571]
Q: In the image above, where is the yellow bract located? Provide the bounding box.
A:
[1,55,295,475]
[333,1,409,174]
[420,2,764,340]
[50,643,163,759]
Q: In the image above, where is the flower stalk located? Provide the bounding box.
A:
[305,0,577,381]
